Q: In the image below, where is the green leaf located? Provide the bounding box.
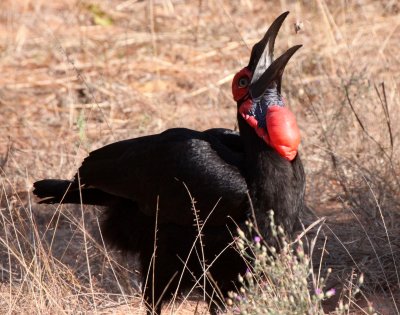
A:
[93,15,113,26]
[86,3,113,26]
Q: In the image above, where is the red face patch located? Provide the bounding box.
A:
[232,68,252,101]
[233,68,300,161]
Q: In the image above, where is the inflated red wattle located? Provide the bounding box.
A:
[265,105,300,161]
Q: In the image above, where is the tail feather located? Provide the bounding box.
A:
[33,179,74,203]
[33,179,119,206]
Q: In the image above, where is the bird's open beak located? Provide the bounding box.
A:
[247,11,302,99]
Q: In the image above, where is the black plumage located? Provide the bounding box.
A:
[33,12,306,314]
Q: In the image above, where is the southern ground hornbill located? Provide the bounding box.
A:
[33,12,305,314]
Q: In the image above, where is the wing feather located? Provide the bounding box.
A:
[77,128,248,226]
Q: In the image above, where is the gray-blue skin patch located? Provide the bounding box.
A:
[249,87,284,129]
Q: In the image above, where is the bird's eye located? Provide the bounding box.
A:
[238,77,249,88]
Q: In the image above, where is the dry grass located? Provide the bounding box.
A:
[0,0,399,314]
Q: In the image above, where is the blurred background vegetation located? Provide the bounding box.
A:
[0,0,399,313]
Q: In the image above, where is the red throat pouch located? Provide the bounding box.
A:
[265,106,300,161]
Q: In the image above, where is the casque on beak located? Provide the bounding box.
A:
[247,11,302,99]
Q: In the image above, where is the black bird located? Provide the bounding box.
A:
[33,12,305,315]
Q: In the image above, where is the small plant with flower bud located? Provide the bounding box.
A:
[227,210,375,315]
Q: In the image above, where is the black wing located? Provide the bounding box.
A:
[76,128,249,226]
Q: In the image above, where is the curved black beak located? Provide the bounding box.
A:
[248,11,289,83]
[250,45,302,99]
[247,12,302,99]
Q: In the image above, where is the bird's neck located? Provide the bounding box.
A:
[238,115,305,239]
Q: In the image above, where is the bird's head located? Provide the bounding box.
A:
[232,12,301,161]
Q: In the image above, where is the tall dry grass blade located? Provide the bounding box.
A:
[171,186,223,313]
[374,82,394,157]
[141,195,160,314]
[362,175,400,313]
[344,86,400,187]
[77,171,97,314]
[94,217,132,310]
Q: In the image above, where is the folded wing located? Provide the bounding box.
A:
[71,128,248,226]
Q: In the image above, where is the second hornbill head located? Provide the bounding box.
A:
[232,12,302,161]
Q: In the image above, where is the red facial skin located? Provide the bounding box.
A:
[232,68,252,102]
[232,68,301,161]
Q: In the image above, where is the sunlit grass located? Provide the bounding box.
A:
[0,0,399,313]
